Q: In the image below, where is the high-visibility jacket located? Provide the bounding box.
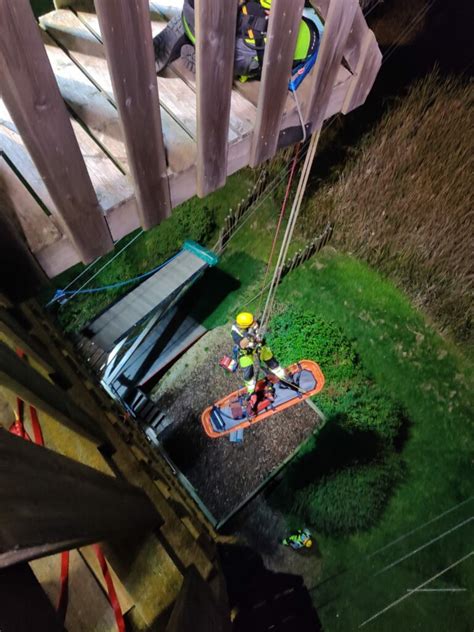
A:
[181,0,321,79]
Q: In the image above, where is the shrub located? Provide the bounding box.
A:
[267,310,358,382]
[291,456,404,535]
[268,308,404,444]
[267,308,407,534]
[323,378,404,444]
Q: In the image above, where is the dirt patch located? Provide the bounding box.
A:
[152,326,320,521]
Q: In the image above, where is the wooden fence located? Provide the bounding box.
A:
[280,222,333,277]
[216,169,269,251]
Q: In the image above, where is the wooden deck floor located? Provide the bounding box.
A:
[0,2,363,277]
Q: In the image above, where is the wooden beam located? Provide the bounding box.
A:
[166,565,231,632]
[195,0,237,196]
[0,307,57,375]
[0,176,46,302]
[0,341,105,442]
[94,0,171,229]
[0,0,113,263]
[250,0,305,167]
[304,0,358,130]
[0,430,160,568]
[342,29,382,114]
[0,563,65,632]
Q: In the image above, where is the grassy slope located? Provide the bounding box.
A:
[300,73,474,346]
[274,250,473,631]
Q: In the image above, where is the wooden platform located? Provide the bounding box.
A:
[0,0,381,278]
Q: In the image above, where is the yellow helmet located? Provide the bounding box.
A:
[304,539,313,548]
[236,312,255,329]
[260,0,272,8]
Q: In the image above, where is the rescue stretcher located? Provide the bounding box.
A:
[201,359,325,439]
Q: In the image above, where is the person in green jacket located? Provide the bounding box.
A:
[154,0,322,81]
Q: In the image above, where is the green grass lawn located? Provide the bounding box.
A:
[273,251,473,631]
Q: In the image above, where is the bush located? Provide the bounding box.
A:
[268,308,404,444]
[322,378,404,444]
[291,457,404,535]
[267,308,407,534]
[267,310,358,383]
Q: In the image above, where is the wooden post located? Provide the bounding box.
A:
[304,0,358,130]
[342,29,382,114]
[0,341,105,442]
[0,431,160,568]
[0,563,65,632]
[250,0,305,166]
[0,0,113,263]
[0,308,56,375]
[0,177,46,302]
[94,0,171,229]
[195,0,237,196]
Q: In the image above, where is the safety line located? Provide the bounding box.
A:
[368,495,474,559]
[258,144,301,314]
[359,551,473,628]
[261,129,321,330]
[374,515,474,576]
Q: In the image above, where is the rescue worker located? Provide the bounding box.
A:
[282,528,313,550]
[154,0,321,81]
[232,312,286,404]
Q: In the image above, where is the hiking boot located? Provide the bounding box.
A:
[153,16,188,73]
[180,44,196,74]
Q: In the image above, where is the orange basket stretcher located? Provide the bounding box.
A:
[201,359,325,439]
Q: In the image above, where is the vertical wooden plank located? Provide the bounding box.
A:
[304,0,358,130]
[0,431,160,568]
[0,0,113,263]
[250,0,305,167]
[341,29,382,113]
[195,0,237,196]
[0,564,65,632]
[0,176,46,302]
[341,5,368,73]
[94,0,171,229]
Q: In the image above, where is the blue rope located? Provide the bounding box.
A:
[48,252,180,306]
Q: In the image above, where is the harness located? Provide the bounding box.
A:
[231,322,262,357]
[181,0,323,85]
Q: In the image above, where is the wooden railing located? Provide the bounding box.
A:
[0,0,381,277]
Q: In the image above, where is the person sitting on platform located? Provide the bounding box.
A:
[154,0,322,82]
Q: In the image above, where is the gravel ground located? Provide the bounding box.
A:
[152,326,319,521]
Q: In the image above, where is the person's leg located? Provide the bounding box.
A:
[239,355,256,394]
[153,16,189,73]
[260,346,286,381]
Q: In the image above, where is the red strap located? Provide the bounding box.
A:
[29,404,45,446]
[10,349,125,632]
[57,550,70,624]
[9,397,30,439]
[93,544,126,632]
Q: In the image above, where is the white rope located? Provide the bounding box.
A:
[260,129,321,330]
